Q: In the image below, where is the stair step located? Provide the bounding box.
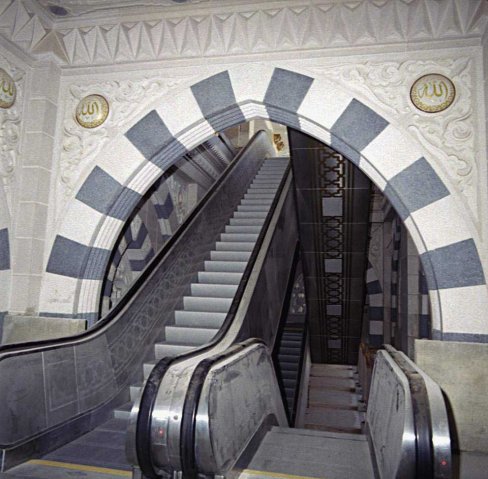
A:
[210,250,251,261]
[225,224,262,233]
[233,211,267,219]
[190,282,238,298]
[183,295,232,312]
[165,325,218,344]
[154,343,195,360]
[175,310,227,328]
[204,260,247,273]
[229,217,265,226]
[220,232,259,242]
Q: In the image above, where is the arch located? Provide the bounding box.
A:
[39,63,488,342]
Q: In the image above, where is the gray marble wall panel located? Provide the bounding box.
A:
[0,228,10,270]
[0,353,47,445]
[43,346,78,426]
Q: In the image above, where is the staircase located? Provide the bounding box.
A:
[303,364,365,434]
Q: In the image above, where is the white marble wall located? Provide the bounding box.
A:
[0,0,487,341]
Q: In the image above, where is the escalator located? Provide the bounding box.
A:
[0,129,452,479]
[0,131,289,478]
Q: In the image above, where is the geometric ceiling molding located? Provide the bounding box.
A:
[0,0,486,66]
[38,63,488,344]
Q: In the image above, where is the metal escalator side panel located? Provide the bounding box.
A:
[194,342,287,476]
[367,350,416,479]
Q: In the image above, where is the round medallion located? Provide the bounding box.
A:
[410,74,455,113]
[0,68,16,109]
[75,94,109,128]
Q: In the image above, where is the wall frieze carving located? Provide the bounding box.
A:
[0,0,486,67]
[0,55,24,214]
[306,56,481,232]
[57,75,192,214]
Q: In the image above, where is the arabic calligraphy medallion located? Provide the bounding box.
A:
[0,68,16,109]
[410,74,455,113]
[75,94,109,128]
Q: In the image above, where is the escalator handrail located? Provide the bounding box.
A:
[135,161,292,479]
[180,338,265,478]
[384,345,434,479]
[0,132,268,358]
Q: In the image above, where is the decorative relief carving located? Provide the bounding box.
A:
[58,76,191,203]
[0,56,24,213]
[0,0,485,66]
[307,56,480,229]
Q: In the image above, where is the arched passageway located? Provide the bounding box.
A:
[39,64,487,342]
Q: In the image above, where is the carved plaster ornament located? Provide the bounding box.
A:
[0,69,16,109]
[410,74,455,113]
[75,94,109,128]
[305,57,480,231]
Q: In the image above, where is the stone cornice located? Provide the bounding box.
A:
[0,0,486,68]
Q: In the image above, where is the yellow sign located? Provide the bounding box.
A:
[0,68,16,109]
[410,74,455,113]
[75,94,109,128]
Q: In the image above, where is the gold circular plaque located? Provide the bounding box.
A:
[75,94,109,128]
[0,68,16,109]
[410,74,455,113]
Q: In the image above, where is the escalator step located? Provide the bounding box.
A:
[283,379,297,388]
[225,224,263,233]
[204,260,247,273]
[220,232,260,241]
[279,347,302,355]
[113,402,132,420]
[229,217,266,225]
[215,241,255,251]
[239,199,273,207]
[153,343,195,361]
[165,325,218,344]
[280,369,297,380]
[190,283,238,298]
[175,310,227,328]
[210,250,251,261]
[243,193,275,200]
[130,383,143,402]
[198,271,243,284]
[236,205,270,213]
[183,295,232,312]
[233,211,267,219]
